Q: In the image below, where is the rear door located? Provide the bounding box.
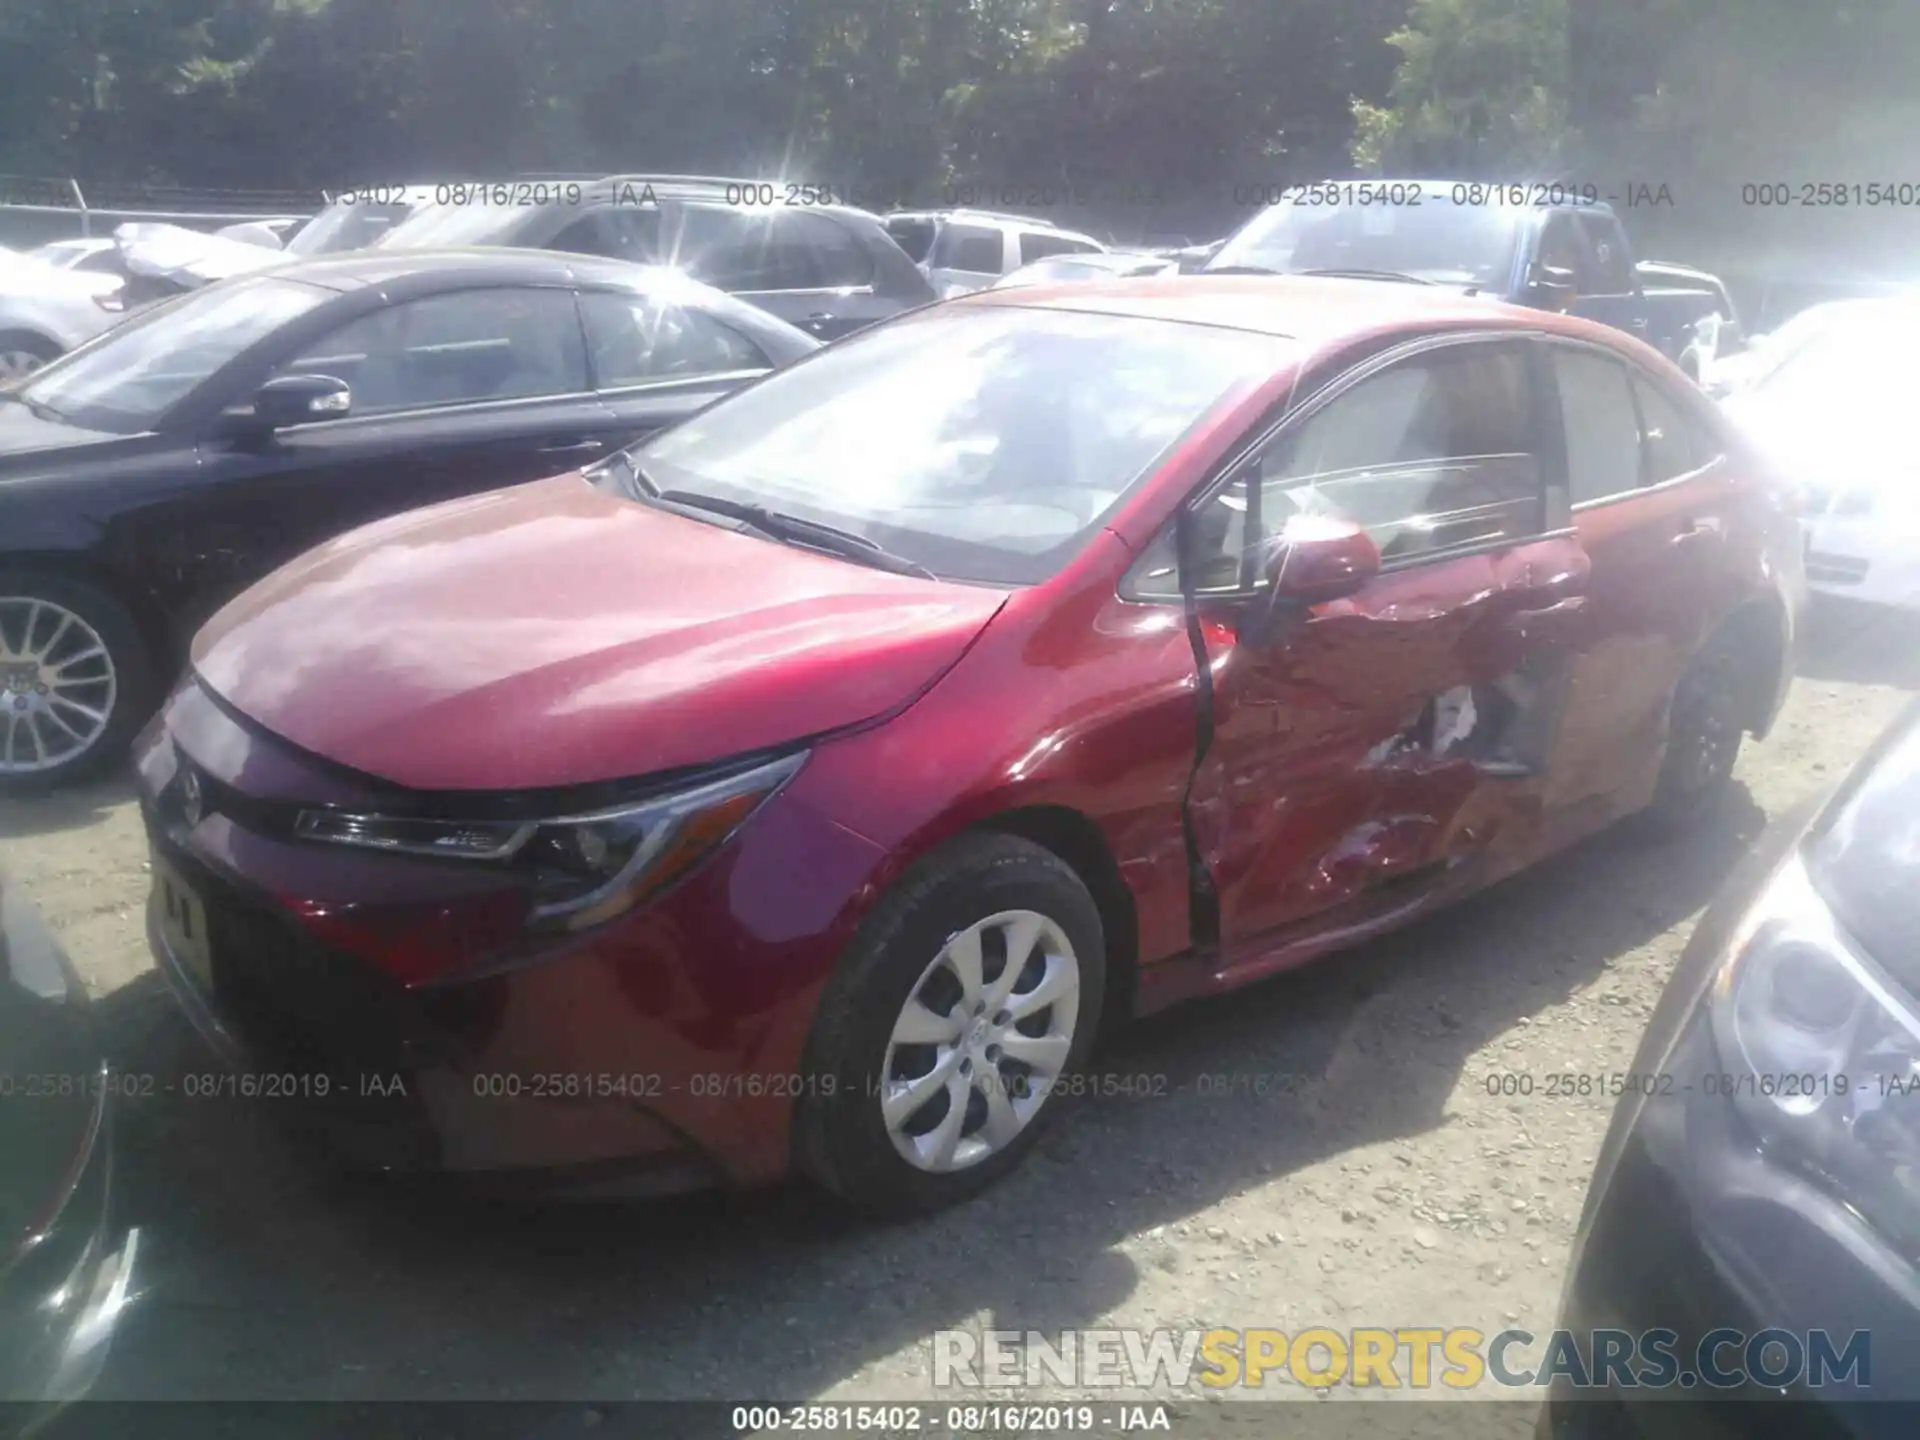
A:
[1150,335,1591,950]
[672,207,890,339]
[1545,342,1746,808]
[577,288,778,442]
[168,286,612,629]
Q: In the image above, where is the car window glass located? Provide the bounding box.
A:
[1132,344,1543,596]
[580,291,768,385]
[886,216,937,264]
[1537,214,1590,289]
[1576,214,1636,295]
[673,207,854,291]
[273,288,588,415]
[1018,232,1095,262]
[1552,348,1643,504]
[931,224,1005,275]
[1634,376,1705,483]
[781,212,872,288]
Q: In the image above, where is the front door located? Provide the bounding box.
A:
[1173,336,1592,951]
[160,286,613,632]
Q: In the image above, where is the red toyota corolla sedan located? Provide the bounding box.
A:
[135,277,1805,1215]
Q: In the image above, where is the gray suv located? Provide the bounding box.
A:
[376,176,936,339]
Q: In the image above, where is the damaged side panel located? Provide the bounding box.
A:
[1186,534,1590,955]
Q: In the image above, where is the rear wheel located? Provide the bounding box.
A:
[797,833,1106,1218]
[0,331,61,382]
[0,573,155,792]
[1646,631,1749,832]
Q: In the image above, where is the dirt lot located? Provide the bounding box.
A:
[3,602,1917,1428]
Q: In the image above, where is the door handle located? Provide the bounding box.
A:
[1671,515,1723,547]
[538,438,606,457]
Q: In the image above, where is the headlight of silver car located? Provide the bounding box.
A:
[1708,851,1920,1251]
[294,752,805,932]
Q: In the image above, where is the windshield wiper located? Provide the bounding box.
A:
[1203,263,1280,276]
[1293,268,1439,286]
[654,489,938,580]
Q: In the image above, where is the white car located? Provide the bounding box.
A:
[0,249,124,382]
[884,209,1107,297]
[1722,303,1920,610]
[1702,296,1907,397]
[25,238,123,274]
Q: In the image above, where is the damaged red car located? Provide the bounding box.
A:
[135,276,1804,1215]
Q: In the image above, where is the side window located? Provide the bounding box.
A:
[1633,375,1712,483]
[1537,215,1591,290]
[273,289,588,415]
[1551,348,1643,504]
[551,208,662,263]
[1130,343,1544,597]
[780,212,874,288]
[931,224,1006,275]
[1575,215,1636,296]
[579,291,769,386]
[1018,232,1097,263]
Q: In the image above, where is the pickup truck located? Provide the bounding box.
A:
[1205,182,1735,374]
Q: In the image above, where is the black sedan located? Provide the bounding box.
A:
[1544,699,1920,1438]
[0,874,136,1415]
[0,247,817,790]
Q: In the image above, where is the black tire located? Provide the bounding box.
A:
[796,832,1107,1218]
[0,330,63,382]
[0,570,156,793]
[1645,629,1749,833]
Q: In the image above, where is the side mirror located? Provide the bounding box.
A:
[1236,515,1380,643]
[252,373,351,430]
[1527,263,1579,311]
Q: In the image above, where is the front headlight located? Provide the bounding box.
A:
[294,752,805,932]
[1708,852,1920,1251]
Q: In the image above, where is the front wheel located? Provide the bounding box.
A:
[797,833,1107,1218]
[0,331,62,383]
[0,574,155,792]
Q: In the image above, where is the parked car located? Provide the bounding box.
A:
[883,209,1108,296]
[0,248,817,790]
[0,873,138,1413]
[1721,301,1920,611]
[378,176,936,338]
[1702,296,1899,399]
[1636,259,1747,383]
[1207,184,1731,366]
[24,240,122,275]
[279,186,440,258]
[991,250,1180,288]
[137,275,1801,1216]
[0,251,124,382]
[1544,698,1920,1437]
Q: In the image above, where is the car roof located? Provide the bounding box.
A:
[959,273,1572,343]
[267,246,672,294]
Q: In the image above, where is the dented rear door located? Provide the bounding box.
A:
[1178,334,1592,947]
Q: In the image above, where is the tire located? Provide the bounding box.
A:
[0,331,62,383]
[0,571,156,793]
[796,832,1107,1218]
[1645,629,1749,833]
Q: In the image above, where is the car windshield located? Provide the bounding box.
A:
[634,304,1297,584]
[286,199,416,255]
[376,201,528,249]
[1210,198,1524,286]
[15,276,328,433]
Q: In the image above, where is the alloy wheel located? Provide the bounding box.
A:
[880,909,1081,1174]
[0,597,118,775]
[1669,653,1742,797]
[0,349,48,382]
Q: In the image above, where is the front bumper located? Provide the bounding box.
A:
[1544,817,1920,1440]
[135,684,891,1190]
[1801,518,1920,612]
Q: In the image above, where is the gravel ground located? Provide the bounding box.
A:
[3,600,1916,1431]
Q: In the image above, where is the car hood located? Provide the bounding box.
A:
[113,222,288,287]
[0,251,118,301]
[192,476,1010,792]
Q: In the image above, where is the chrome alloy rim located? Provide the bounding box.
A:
[880,909,1081,1173]
[0,597,117,774]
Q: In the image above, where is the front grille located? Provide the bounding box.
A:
[1807,550,1870,585]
